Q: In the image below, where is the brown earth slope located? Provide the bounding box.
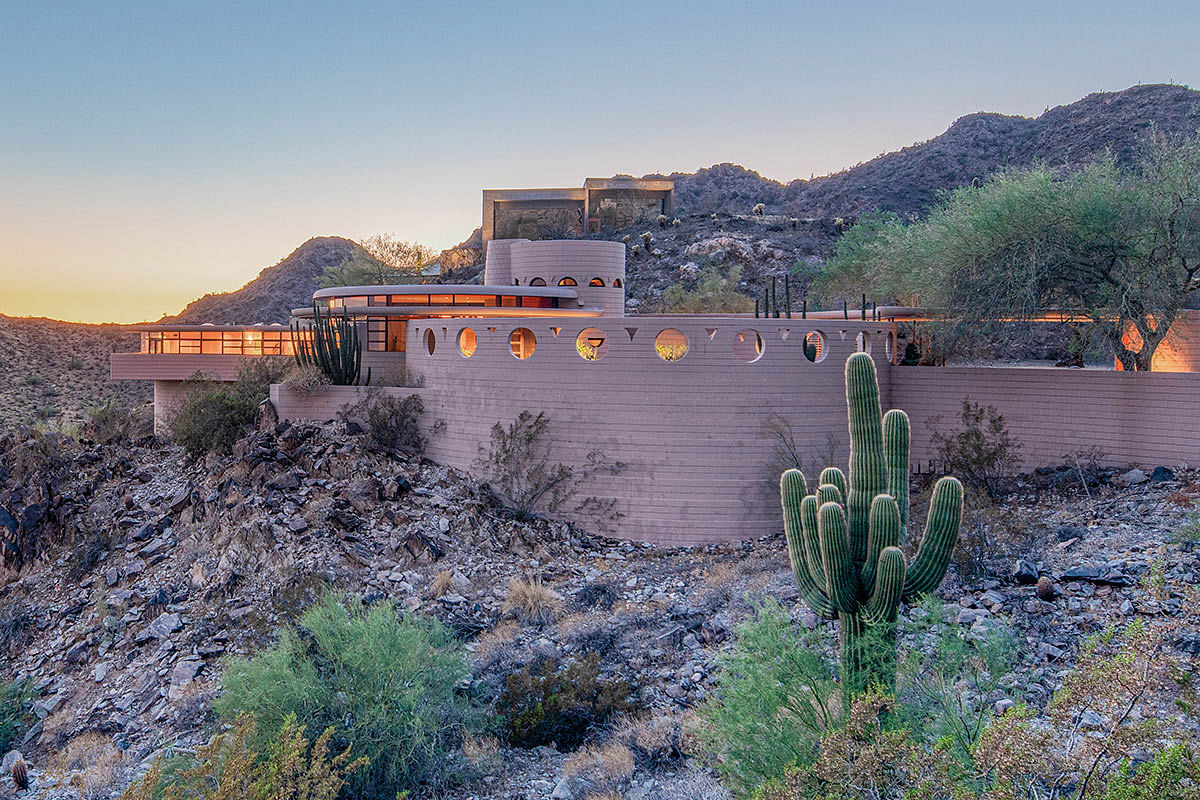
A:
[0,316,149,429]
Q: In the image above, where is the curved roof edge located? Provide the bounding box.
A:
[311,284,579,300]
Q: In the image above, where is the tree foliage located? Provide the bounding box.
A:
[318,234,435,287]
[823,134,1200,370]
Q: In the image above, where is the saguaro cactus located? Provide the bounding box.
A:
[781,352,962,700]
[291,301,369,386]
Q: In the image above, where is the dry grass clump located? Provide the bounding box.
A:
[461,732,501,770]
[473,621,521,670]
[429,569,453,598]
[615,713,686,768]
[50,732,125,800]
[563,742,635,796]
[556,611,618,653]
[703,560,739,588]
[502,577,563,625]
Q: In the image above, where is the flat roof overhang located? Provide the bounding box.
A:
[291,305,604,319]
[311,284,579,301]
[126,323,291,332]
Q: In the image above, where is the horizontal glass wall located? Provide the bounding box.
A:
[142,329,303,356]
[326,294,557,309]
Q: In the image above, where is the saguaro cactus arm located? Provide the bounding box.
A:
[883,409,910,533]
[862,494,900,589]
[845,352,887,562]
[781,470,835,617]
[863,548,906,625]
[818,502,861,614]
[902,476,963,600]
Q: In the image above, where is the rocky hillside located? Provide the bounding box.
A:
[1,417,1197,798]
[0,316,149,430]
[166,236,367,325]
[663,84,1200,218]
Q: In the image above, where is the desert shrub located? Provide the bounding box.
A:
[342,388,424,454]
[561,741,635,797]
[502,576,563,625]
[662,265,755,313]
[282,365,330,396]
[84,398,145,443]
[895,596,1017,762]
[474,410,624,521]
[0,596,36,656]
[50,732,126,800]
[120,713,365,800]
[698,598,840,796]
[215,593,478,799]
[930,400,1019,500]
[66,528,113,581]
[0,677,36,752]
[1100,745,1200,800]
[497,653,634,751]
[751,690,969,800]
[169,359,288,459]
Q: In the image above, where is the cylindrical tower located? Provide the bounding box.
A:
[508,240,626,316]
[483,239,518,285]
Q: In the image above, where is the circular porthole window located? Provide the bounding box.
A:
[655,328,689,362]
[576,328,608,361]
[509,327,536,359]
[424,328,436,356]
[458,327,477,358]
[803,331,826,363]
[613,278,623,288]
[885,331,895,364]
[733,329,764,363]
[856,331,871,354]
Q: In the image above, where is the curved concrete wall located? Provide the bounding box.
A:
[488,239,626,316]
[275,316,894,545]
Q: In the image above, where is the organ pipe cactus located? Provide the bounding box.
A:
[781,352,962,701]
[291,301,370,386]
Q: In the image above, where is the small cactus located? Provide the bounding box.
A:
[640,231,653,246]
[1036,575,1057,601]
[12,759,28,791]
[621,234,631,244]
[657,214,668,228]
[671,218,681,227]
[711,213,718,222]
[630,244,641,255]
[753,203,765,216]
[834,217,845,231]
[790,217,799,229]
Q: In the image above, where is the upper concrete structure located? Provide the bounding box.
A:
[481,177,674,247]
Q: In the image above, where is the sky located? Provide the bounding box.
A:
[1,1,1198,323]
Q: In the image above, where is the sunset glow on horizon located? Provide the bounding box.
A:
[2,0,1198,324]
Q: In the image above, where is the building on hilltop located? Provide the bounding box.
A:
[481,177,675,248]
[113,229,1200,546]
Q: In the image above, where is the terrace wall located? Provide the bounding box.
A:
[274,317,893,545]
[270,316,1200,545]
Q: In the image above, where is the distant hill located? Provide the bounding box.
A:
[662,84,1200,218]
[167,236,367,324]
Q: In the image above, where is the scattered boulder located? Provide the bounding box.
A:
[1012,559,1039,585]
[1036,576,1057,601]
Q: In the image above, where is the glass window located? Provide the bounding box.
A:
[613,278,623,288]
[429,294,453,305]
[201,331,221,354]
[424,328,436,355]
[558,277,577,286]
[589,277,605,287]
[528,277,546,286]
[501,295,519,307]
[389,294,430,305]
[520,296,552,308]
[368,318,387,352]
[804,331,826,363]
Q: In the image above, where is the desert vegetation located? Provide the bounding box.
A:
[167,358,289,459]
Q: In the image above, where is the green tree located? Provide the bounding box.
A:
[319,234,436,287]
[823,134,1200,371]
[662,265,755,313]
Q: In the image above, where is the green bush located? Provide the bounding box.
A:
[0,677,36,752]
[698,598,840,797]
[215,593,479,800]
[85,398,142,443]
[342,389,425,454]
[168,359,288,459]
[662,265,755,313]
[120,713,366,800]
[496,652,633,751]
[1101,745,1200,800]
